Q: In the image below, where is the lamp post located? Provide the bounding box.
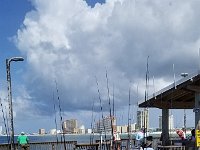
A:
[6,57,24,150]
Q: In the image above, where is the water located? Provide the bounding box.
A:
[0,133,168,144]
[0,134,114,144]
[1,132,179,148]
[0,134,117,150]
[0,133,179,150]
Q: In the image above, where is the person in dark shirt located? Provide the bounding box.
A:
[190,129,195,141]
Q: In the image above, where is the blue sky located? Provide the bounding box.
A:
[0,0,199,134]
[0,0,32,57]
[86,0,105,7]
[0,0,32,92]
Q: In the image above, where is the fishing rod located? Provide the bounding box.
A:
[55,80,67,150]
[112,84,115,118]
[105,70,114,150]
[153,76,156,98]
[132,84,139,125]
[143,56,150,146]
[112,84,117,150]
[145,56,149,102]
[0,98,9,144]
[90,98,95,145]
[52,92,59,145]
[173,64,176,89]
[95,76,107,150]
[5,105,10,141]
[128,85,131,150]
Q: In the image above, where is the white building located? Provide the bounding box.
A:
[78,125,85,134]
[49,129,57,135]
[131,123,136,132]
[63,119,78,134]
[0,126,2,135]
[95,116,116,134]
[137,109,149,131]
[116,123,136,133]
[85,129,92,134]
[39,128,45,135]
[117,125,128,133]
[159,114,174,130]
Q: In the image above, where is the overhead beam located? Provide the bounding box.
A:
[153,101,194,109]
[186,85,200,92]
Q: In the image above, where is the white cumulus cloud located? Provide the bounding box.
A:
[14,0,200,130]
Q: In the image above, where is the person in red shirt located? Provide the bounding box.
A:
[176,129,186,140]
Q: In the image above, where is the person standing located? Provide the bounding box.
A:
[113,130,121,150]
[187,129,195,150]
[176,129,186,140]
[190,129,195,141]
[142,136,154,150]
[17,132,29,150]
[135,129,144,148]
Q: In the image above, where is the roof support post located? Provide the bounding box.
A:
[195,92,200,150]
[162,109,170,146]
[195,92,200,127]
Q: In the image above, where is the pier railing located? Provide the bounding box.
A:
[0,141,77,150]
[0,138,195,150]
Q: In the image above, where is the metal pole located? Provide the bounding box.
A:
[6,59,15,150]
[6,57,24,150]
[184,109,186,133]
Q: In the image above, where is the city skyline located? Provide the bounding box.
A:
[0,112,192,135]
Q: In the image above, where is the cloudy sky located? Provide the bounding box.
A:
[0,0,200,134]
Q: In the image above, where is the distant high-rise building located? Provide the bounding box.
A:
[169,115,174,130]
[116,124,136,133]
[117,125,128,133]
[49,129,57,135]
[137,108,149,131]
[78,125,85,134]
[95,116,116,134]
[0,126,2,135]
[159,116,162,129]
[39,128,45,135]
[159,114,174,130]
[85,129,92,134]
[63,119,78,134]
[131,123,136,132]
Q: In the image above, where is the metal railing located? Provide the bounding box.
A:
[0,141,77,150]
[0,138,195,150]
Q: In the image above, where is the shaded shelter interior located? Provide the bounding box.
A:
[138,71,200,147]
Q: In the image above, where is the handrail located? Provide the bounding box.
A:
[0,141,77,150]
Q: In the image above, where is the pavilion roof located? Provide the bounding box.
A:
[139,70,200,109]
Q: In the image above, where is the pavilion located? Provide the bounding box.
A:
[138,70,200,146]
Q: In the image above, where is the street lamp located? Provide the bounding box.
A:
[181,73,188,78]
[6,57,24,150]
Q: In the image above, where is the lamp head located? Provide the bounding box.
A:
[181,73,188,78]
[10,57,24,62]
